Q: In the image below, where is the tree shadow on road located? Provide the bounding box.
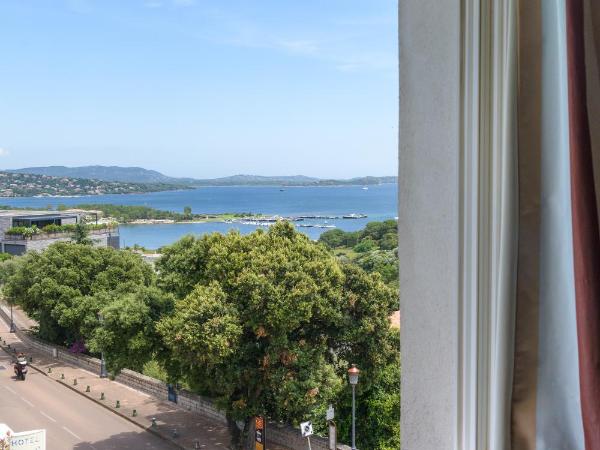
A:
[72,430,180,450]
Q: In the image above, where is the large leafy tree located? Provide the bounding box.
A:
[156,222,398,448]
[87,286,174,373]
[4,242,154,345]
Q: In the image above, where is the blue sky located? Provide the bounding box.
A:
[0,0,397,179]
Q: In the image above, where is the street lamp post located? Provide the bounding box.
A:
[348,364,360,450]
[98,313,108,378]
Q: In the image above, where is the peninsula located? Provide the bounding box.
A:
[0,171,187,197]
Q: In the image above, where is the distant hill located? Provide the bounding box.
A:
[310,176,398,186]
[193,174,320,186]
[0,171,186,197]
[7,165,197,185]
[8,166,397,187]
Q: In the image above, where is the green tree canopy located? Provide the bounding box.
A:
[319,219,397,251]
[319,229,360,249]
[353,238,378,253]
[156,222,398,448]
[87,286,174,373]
[355,250,399,288]
[4,242,154,345]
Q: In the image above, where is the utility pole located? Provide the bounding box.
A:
[9,301,15,333]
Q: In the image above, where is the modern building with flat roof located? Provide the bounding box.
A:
[0,210,119,255]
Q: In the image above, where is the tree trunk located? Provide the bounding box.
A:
[227,415,252,450]
[242,418,253,450]
[227,414,242,449]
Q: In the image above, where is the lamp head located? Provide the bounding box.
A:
[348,364,360,385]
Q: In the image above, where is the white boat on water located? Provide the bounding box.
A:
[362,186,369,190]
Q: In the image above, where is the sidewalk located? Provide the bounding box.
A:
[0,306,291,450]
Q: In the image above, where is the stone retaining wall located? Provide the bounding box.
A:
[266,423,338,450]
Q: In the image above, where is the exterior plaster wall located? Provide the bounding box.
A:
[399,0,460,449]
[24,236,73,252]
[0,217,12,234]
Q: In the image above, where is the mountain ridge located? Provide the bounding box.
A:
[7,166,397,186]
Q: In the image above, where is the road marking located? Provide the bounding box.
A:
[62,426,82,440]
[20,396,34,407]
[4,385,16,394]
[40,411,56,422]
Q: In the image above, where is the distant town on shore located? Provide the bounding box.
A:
[0,166,398,197]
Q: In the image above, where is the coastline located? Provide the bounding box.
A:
[0,182,398,198]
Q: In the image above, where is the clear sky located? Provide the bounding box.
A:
[0,0,397,179]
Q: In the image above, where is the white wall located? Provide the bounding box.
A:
[399,1,460,449]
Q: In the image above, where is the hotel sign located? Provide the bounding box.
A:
[3,429,46,450]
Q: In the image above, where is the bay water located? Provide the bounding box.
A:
[1,184,398,249]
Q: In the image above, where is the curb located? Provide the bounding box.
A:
[0,343,187,450]
[54,377,187,450]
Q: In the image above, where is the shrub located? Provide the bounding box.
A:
[5,226,39,238]
[37,223,114,235]
[42,224,63,233]
[353,238,378,253]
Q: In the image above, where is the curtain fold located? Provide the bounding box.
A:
[511,0,542,447]
[535,0,583,448]
[489,0,518,446]
[566,0,600,448]
[507,0,600,448]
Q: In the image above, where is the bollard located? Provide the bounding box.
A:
[100,392,105,400]
[151,418,157,428]
[115,400,120,408]
[132,409,137,417]
[73,378,77,386]
[48,367,52,374]
[29,356,32,363]
[194,440,201,449]
[61,373,65,380]
[86,385,90,392]
[172,429,178,438]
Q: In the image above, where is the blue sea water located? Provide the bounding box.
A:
[1,184,398,249]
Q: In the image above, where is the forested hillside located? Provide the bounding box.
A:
[0,171,186,197]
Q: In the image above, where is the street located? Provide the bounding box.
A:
[0,327,179,449]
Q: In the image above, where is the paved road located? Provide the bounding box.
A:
[0,330,179,449]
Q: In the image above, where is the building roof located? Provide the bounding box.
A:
[0,210,81,218]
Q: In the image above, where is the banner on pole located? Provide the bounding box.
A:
[255,416,265,450]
